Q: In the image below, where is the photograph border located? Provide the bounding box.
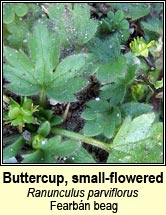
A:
[1,0,165,166]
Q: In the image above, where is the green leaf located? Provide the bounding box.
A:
[109,3,150,20]
[83,120,103,137]
[69,4,98,45]
[100,53,138,104]
[123,113,155,143]
[100,9,129,43]
[141,18,163,36]
[37,121,51,137]
[37,108,53,121]
[114,10,124,22]
[101,82,126,105]
[22,150,44,163]
[82,100,121,138]
[13,3,28,17]
[46,54,89,102]
[47,77,87,102]
[82,99,110,120]
[22,98,32,110]
[121,102,153,117]
[112,113,156,150]
[23,115,34,123]
[97,55,127,84]
[3,3,15,24]
[107,150,131,163]
[107,121,163,163]
[29,23,60,84]
[3,136,25,160]
[48,3,98,46]
[103,122,115,139]
[76,19,98,45]
[65,146,96,163]
[4,47,33,73]
[6,16,29,49]
[39,136,81,157]
[123,54,138,83]
[101,9,129,32]
[4,23,88,102]
[87,37,120,64]
[8,106,20,119]
[47,3,68,46]
[50,116,64,126]
[3,3,28,24]
[42,153,57,163]
[4,49,40,95]
[119,19,129,30]
[54,54,88,78]
[154,79,163,89]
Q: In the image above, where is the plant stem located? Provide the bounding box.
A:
[39,88,47,108]
[52,128,110,152]
[3,93,10,104]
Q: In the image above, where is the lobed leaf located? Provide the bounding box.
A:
[54,54,88,78]
[141,18,163,36]
[112,113,156,149]
[13,3,28,17]
[101,82,126,105]
[82,100,121,138]
[96,55,127,84]
[39,136,81,157]
[47,77,87,102]
[28,23,60,84]
[3,3,15,24]
[48,3,98,46]
[121,102,153,118]
[87,37,120,64]
[109,3,150,20]
[4,65,40,95]
[4,23,88,102]
[4,46,40,95]
[46,54,90,102]
[65,146,96,163]
[100,53,138,104]
[107,121,163,163]
[5,16,29,49]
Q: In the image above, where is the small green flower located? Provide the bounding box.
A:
[6,97,39,132]
[131,83,148,101]
[130,37,155,57]
[32,134,45,149]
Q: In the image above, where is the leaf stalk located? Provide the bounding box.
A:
[52,128,110,152]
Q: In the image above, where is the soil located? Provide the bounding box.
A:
[52,76,109,163]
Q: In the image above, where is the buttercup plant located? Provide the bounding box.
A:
[3,3,163,163]
[4,23,91,107]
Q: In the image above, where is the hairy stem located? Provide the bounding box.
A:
[52,128,110,152]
